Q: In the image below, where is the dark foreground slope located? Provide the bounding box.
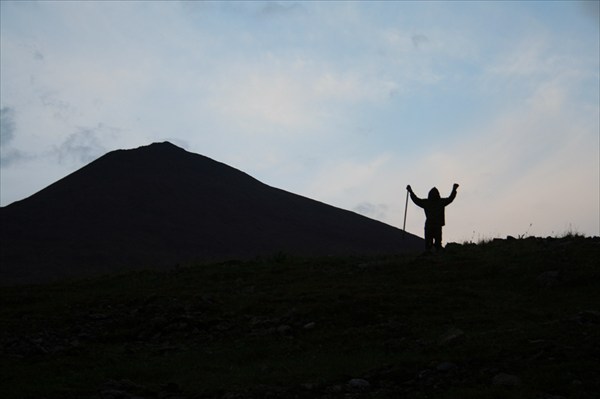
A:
[1,236,598,399]
[0,142,422,284]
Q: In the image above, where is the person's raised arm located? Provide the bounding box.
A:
[443,183,459,205]
[406,185,425,208]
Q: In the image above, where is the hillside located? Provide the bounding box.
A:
[1,236,599,399]
[0,142,422,285]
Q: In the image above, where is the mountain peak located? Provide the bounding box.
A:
[145,141,184,150]
[122,141,189,156]
[1,143,423,284]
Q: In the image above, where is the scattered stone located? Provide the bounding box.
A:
[418,369,433,380]
[347,378,370,391]
[3,337,47,356]
[492,373,521,386]
[1,332,85,357]
[417,368,437,386]
[536,271,560,287]
[300,382,318,391]
[327,384,343,393]
[438,327,465,345]
[575,310,600,325]
[303,322,316,330]
[436,361,457,372]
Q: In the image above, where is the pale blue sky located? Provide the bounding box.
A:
[1,1,599,241]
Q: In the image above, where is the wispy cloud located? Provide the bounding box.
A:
[0,106,16,146]
[55,125,113,165]
[0,106,29,168]
[259,2,306,18]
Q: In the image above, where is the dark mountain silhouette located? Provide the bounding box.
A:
[0,142,423,284]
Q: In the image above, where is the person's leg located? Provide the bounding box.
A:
[424,224,433,252]
[434,225,443,250]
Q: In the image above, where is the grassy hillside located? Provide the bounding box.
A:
[1,236,599,398]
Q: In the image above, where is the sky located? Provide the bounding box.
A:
[1,0,599,242]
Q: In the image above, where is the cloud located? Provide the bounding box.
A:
[411,34,429,49]
[0,106,29,168]
[0,106,15,146]
[55,125,113,165]
[259,2,305,17]
[0,148,28,168]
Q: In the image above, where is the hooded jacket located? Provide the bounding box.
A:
[409,187,457,226]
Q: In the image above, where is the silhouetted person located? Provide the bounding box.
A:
[406,184,459,252]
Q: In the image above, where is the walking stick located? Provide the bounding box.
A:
[403,188,409,236]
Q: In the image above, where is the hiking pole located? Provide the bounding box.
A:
[403,188,409,236]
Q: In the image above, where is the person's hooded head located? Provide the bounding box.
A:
[428,187,440,200]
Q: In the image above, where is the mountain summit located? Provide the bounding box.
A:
[0,142,422,284]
